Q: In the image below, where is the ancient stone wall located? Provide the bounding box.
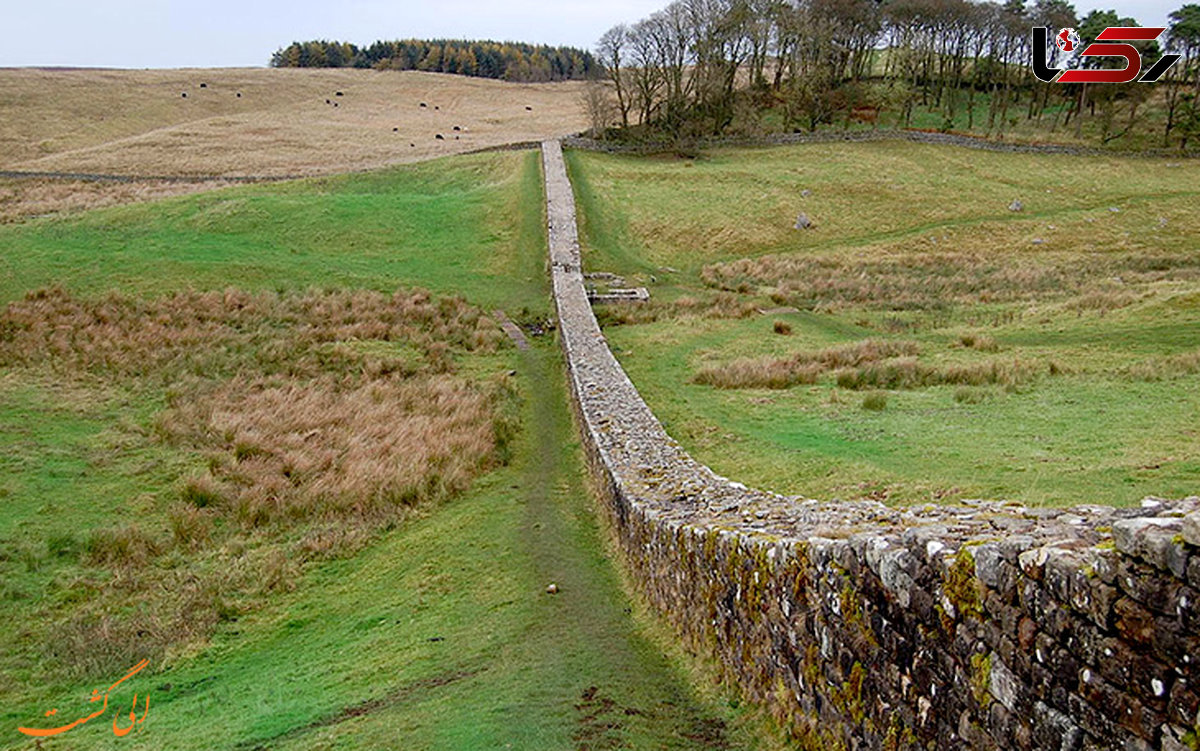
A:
[542,139,1200,750]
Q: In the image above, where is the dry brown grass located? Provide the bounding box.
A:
[0,286,505,377]
[595,292,758,326]
[701,251,1200,313]
[833,357,1042,390]
[0,177,231,223]
[694,339,919,390]
[3,286,517,677]
[162,375,499,529]
[693,337,1049,392]
[1126,349,1200,381]
[956,333,1000,352]
[0,68,587,177]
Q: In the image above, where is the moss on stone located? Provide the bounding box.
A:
[831,662,867,725]
[840,583,879,648]
[945,547,984,623]
[969,652,993,708]
[882,716,918,751]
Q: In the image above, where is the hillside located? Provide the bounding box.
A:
[0,67,588,177]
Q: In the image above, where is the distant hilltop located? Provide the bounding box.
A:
[270,39,597,83]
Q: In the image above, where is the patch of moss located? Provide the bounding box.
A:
[882,716,918,751]
[840,583,879,648]
[802,643,822,692]
[831,662,867,725]
[945,547,984,623]
[969,652,993,708]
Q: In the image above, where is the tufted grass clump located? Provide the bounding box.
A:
[0,285,515,679]
[1126,349,1200,382]
[957,333,1000,352]
[954,386,991,404]
[695,339,919,390]
[835,357,1040,391]
[861,392,888,411]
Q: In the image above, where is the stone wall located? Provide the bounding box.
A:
[564,130,1199,159]
[542,139,1200,750]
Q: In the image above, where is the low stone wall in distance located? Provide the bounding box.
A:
[541,139,1200,751]
[564,129,1199,160]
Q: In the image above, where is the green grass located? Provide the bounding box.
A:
[3,344,748,751]
[567,142,1200,275]
[0,150,755,749]
[569,142,1200,507]
[0,151,549,313]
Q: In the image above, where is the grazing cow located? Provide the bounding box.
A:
[393,127,399,132]
[326,99,331,104]
[525,106,533,111]
[181,92,187,98]
[435,134,444,140]
[333,103,339,108]
[199,83,207,88]
[335,91,344,96]
[236,92,242,98]
[434,106,439,110]
[452,125,461,131]
[420,102,427,108]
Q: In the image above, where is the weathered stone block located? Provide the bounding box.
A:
[1033,700,1084,751]
[1113,518,1186,574]
[1078,666,1165,739]
[975,544,1018,599]
[990,657,1028,714]
[1167,678,1200,728]
[1182,512,1200,548]
[1115,557,1184,613]
[1161,724,1193,751]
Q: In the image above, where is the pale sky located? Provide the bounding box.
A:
[0,0,1184,69]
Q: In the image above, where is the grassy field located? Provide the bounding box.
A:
[0,68,585,176]
[0,150,755,750]
[0,67,586,223]
[567,142,1200,507]
[0,151,549,310]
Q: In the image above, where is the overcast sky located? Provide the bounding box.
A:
[0,0,1185,69]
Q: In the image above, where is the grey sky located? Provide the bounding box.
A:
[0,0,1186,69]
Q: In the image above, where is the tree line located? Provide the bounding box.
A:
[591,0,1200,148]
[270,39,598,83]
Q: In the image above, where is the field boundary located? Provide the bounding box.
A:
[565,128,1200,159]
[543,137,1200,750]
[0,169,301,183]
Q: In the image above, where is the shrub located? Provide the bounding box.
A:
[861,392,888,411]
[773,320,792,335]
